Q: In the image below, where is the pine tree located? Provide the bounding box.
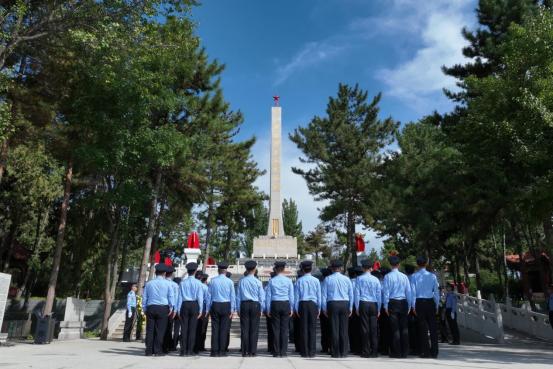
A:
[290,83,397,267]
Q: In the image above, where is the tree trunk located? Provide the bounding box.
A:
[462,243,470,287]
[21,209,49,303]
[0,140,7,185]
[148,198,165,281]
[137,170,162,296]
[43,158,73,317]
[474,250,482,292]
[1,221,17,272]
[202,189,215,272]
[100,207,122,340]
[542,216,553,283]
[347,211,357,268]
[223,225,232,261]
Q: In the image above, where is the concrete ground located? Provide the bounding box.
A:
[1,335,552,369]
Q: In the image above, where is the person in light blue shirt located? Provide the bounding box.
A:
[382,255,411,358]
[236,260,264,356]
[445,284,460,344]
[123,284,137,342]
[177,262,204,356]
[322,259,353,358]
[355,259,381,357]
[266,261,294,357]
[194,272,210,353]
[142,264,175,356]
[294,260,321,357]
[411,256,440,358]
[207,262,235,357]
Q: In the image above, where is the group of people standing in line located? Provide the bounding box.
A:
[125,255,461,359]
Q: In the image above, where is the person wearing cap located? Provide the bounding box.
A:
[194,272,210,353]
[382,255,412,358]
[294,260,321,358]
[177,262,204,356]
[207,262,235,357]
[236,260,265,357]
[163,266,179,353]
[123,284,137,342]
[142,264,175,356]
[355,259,382,358]
[265,261,294,357]
[411,256,439,358]
[322,259,353,358]
[375,268,391,356]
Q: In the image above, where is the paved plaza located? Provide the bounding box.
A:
[1,335,552,369]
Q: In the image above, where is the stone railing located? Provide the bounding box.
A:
[456,292,553,342]
[456,292,504,343]
[106,308,126,340]
[500,298,553,341]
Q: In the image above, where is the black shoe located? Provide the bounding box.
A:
[242,353,247,357]
[273,354,279,358]
[250,353,257,357]
[210,353,218,357]
[370,353,379,358]
[308,354,316,358]
[145,353,153,357]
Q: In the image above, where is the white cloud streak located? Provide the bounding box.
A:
[274,41,347,86]
[374,0,477,111]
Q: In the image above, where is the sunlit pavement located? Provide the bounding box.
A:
[0,336,552,369]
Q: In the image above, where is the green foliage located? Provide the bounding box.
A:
[282,198,304,254]
[290,83,397,266]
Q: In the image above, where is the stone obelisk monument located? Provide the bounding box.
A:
[253,97,298,258]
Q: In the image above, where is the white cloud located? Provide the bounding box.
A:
[374,0,476,111]
[274,41,346,86]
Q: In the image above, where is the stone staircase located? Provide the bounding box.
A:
[108,309,135,341]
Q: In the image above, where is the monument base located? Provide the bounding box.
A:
[58,321,84,340]
[253,236,298,259]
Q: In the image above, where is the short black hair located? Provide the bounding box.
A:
[155,270,165,276]
[302,265,313,273]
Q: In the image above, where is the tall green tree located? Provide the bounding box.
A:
[282,198,304,255]
[290,83,397,267]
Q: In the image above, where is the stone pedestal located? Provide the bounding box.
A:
[184,248,201,264]
[58,297,85,340]
[0,273,11,344]
[253,236,298,258]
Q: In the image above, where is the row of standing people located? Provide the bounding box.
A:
[133,256,460,358]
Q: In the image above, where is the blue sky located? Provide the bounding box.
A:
[192,0,477,250]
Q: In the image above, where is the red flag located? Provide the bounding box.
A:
[373,261,381,271]
[187,231,200,249]
[164,257,172,266]
[207,256,216,265]
[355,234,365,252]
[153,250,161,264]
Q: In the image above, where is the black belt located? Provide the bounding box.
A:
[416,298,434,301]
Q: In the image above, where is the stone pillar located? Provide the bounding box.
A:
[58,297,85,340]
[267,106,285,237]
[0,273,12,344]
